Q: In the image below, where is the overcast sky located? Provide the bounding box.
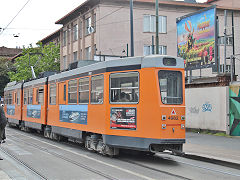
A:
[0,0,206,48]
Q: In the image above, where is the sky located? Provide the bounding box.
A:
[0,0,207,48]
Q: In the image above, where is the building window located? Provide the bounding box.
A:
[63,30,67,46]
[85,46,91,60]
[143,45,167,56]
[110,72,139,103]
[73,51,78,62]
[218,36,233,45]
[73,24,78,41]
[79,77,89,104]
[49,84,56,105]
[91,75,104,104]
[68,79,78,104]
[143,15,167,33]
[85,17,92,35]
[63,56,67,70]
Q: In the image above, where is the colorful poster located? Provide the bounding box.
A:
[7,105,15,116]
[59,105,88,125]
[27,105,41,119]
[110,107,136,130]
[177,7,216,70]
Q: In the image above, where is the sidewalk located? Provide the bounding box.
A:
[184,132,240,165]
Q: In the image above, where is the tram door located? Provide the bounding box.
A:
[58,82,67,105]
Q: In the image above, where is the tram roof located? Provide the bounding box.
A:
[49,55,184,82]
[4,81,23,91]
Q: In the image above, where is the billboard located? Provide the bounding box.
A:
[177,6,216,70]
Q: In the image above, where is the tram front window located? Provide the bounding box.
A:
[158,70,183,104]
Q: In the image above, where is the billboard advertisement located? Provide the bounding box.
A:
[177,7,216,70]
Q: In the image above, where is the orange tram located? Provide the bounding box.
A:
[4,55,185,156]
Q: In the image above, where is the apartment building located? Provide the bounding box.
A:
[41,0,240,80]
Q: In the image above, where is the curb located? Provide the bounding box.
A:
[183,153,240,170]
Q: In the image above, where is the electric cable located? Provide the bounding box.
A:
[0,0,31,36]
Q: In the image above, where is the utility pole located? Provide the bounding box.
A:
[224,10,227,73]
[156,0,159,54]
[130,0,134,57]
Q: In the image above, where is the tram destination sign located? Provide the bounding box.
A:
[176,6,217,70]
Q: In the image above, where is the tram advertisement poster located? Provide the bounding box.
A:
[59,105,88,125]
[176,6,216,70]
[110,107,136,130]
[27,105,41,119]
[7,105,15,116]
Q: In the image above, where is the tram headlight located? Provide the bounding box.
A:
[162,124,166,129]
[162,115,166,120]
[181,124,185,129]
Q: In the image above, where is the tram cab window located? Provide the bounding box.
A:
[68,79,78,104]
[91,75,104,104]
[110,72,139,103]
[158,70,183,104]
[49,84,57,105]
[79,77,89,104]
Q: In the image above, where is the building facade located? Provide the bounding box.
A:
[40,0,240,81]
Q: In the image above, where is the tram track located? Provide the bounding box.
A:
[0,145,48,180]
[6,134,119,180]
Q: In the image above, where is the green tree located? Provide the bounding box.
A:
[8,42,60,82]
[0,57,14,97]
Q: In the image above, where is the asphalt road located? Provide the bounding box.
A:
[0,127,240,180]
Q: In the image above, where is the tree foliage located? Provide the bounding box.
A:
[8,42,60,82]
[0,57,14,97]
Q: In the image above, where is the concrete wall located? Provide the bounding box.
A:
[186,86,229,132]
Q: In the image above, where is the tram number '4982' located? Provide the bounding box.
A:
[168,116,178,120]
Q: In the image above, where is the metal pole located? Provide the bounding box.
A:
[232,11,235,77]
[152,35,154,54]
[127,43,129,57]
[130,0,134,57]
[155,0,159,54]
[230,55,233,82]
[224,10,227,73]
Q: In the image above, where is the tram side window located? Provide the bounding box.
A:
[68,79,78,104]
[28,88,33,104]
[49,84,57,105]
[110,72,139,103]
[17,90,20,105]
[24,89,28,105]
[8,92,12,105]
[158,70,183,104]
[38,87,44,105]
[91,75,104,104]
[79,77,89,104]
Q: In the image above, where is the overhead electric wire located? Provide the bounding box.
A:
[0,0,31,36]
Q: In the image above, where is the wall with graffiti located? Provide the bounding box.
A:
[229,84,240,136]
[177,7,216,70]
[186,86,228,132]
